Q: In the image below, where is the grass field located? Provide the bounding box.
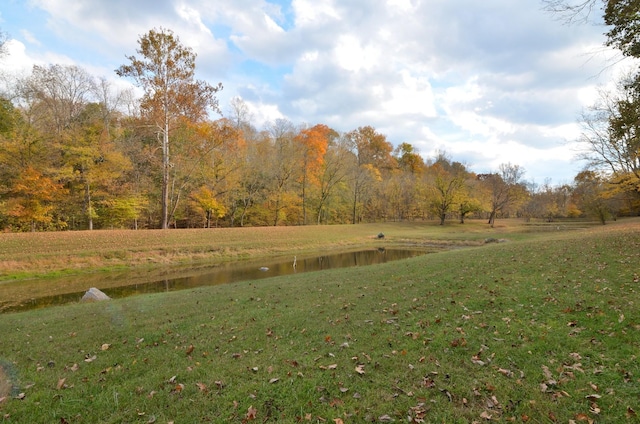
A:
[0,218,639,423]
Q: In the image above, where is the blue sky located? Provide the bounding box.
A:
[0,0,629,184]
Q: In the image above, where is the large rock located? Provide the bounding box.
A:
[81,287,111,302]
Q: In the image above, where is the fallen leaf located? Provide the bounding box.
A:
[56,378,66,390]
[269,378,279,384]
[333,419,344,424]
[355,364,365,375]
[498,368,513,378]
[246,405,258,420]
[378,415,393,422]
[186,344,194,356]
[330,398,344,407]
[84,355,97,363]
[320,364,338,370]
[195,382,207,392]
[101,343,110,351]
[471,356,485,366]
[480,411,492,420]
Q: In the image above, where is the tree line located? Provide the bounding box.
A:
[0,25,638,231]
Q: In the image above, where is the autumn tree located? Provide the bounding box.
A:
[345,126,395,223]
[116,27,222,229]
[480,163,528,227]
[3,167,66,231]
[232,132,271,226]
[296,124,331,224]
[427,154,469,225]
[313,134,352,224]
[262,119,301,226]
[394,142,425,175]
[60,103,133,229]
[575,75,640,214]
[572,170,616,223]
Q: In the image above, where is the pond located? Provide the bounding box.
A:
[2,248,429,313]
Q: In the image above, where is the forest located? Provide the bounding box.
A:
[0,24,638,231]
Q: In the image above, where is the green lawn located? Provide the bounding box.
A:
[1,219,639,423]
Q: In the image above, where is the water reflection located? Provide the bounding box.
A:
[2,248,427,313]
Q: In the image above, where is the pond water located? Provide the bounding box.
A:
[3,248,429,313]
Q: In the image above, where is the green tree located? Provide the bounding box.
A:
[116,27,222,229]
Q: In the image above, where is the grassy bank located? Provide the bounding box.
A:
[1,219,639,422]
[0,221,494,281]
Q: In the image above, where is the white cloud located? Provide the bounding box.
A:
[19,30,41,46]
[0,40,33,74]
[293,0,341,27]
[333,34,381,72]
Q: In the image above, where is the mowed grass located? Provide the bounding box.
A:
[0,219,639,423]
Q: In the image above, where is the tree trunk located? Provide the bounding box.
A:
[161,120,170,229]
[488,210,496,227]
[86,181,93,231]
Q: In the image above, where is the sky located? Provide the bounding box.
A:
[0,0,630,185]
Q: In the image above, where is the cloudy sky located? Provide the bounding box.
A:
[0,0,628,184]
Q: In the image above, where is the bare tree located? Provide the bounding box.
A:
[21,64,97,134]
[541,0,601,24]
[577,75,640,191]
[480,163,528,227]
